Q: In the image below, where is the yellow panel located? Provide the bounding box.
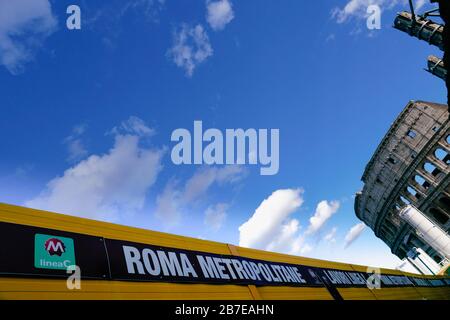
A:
[371,287,424,300]
[349,264,409,277]
[337,288,377,300]
[0,278,254,300]
[0,291,254,300]
[1,203,449,300]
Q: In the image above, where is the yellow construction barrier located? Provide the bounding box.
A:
[0,203,448,300]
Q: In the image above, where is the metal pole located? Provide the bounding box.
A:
[408,0,416,25]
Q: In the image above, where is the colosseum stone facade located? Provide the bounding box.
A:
[355,100,449,266]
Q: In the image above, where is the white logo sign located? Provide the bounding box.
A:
[66,265,82,290]
[66,5,81,30]
[171,121,280,175]
[366,5,381,30]
[366,267,381,289]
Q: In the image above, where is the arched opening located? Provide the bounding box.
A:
[397,248,407,259]
[400,196,411,205]
[414,174,430,190]
[423,162,441,176]
[429,207,449,225]
[387,156,397,165]
[438,196,450,215]
[406,234,425,249]
[434,148,450,165]
[407,130,417,139]
[407,186,417,196]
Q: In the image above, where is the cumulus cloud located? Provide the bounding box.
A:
[266,218,304,255]
[155,179,182,225]
[182,165,244,203]
[110,116,155,137]
[167,24,213,77]
[82,0,166,49]
[324,227,338,243]
[344,222,366,248]
[64,124,88,163]
[299,243,313,255]
[306,200,340,235]
[120,0,166,21]
[331,0,425,24]
[0,0,57,74]
[239,189,305,254]
[206,0,234,31]
[25,118,164,222]
[204,202,228,230]
[239,189,345,256]
[155,166,244,225]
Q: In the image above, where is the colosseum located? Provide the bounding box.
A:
[355,100,449,272]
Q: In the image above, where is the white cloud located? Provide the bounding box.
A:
[110,116,155,137]
[183,165,244,203]
[311,240,402,269]
[238,189,304,252]
[25,120,164,222]
[155,179,182,225]
[206,0,234,31]
[120,0,166,21]
[64,124,88,163]
[167,24,213,77]
[344,222,366,248]
[155,166,244,225]
[299,243,313,255]
[0,0,57,74]
[414,0,427,11]
[324,227,338,243]
[239,189,341,256]
[266,219,304,255]
[306,200,340,235]
[331,0,425,24]
[65,140,88,163]
[204,202,228,230]
[325,33,336,42]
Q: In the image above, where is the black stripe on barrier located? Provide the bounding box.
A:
[0,221,109,279]
[104,238,324,287]
[0,221,449,289]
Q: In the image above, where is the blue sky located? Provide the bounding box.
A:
[0,0,446,270]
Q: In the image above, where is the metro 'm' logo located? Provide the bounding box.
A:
[44,238,66,256]
[34,234,75,270]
